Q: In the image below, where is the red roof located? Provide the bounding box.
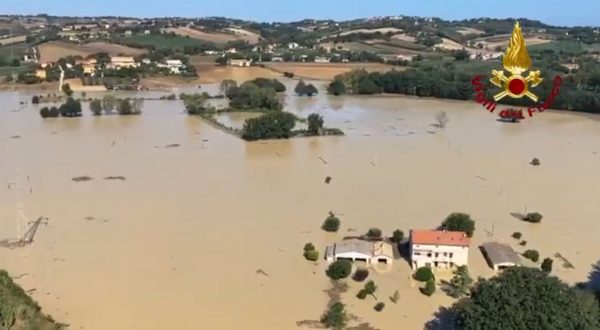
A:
[411,230,470,247]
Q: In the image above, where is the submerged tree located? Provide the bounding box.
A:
[307,113,324,135]
[442,212,475,237]
[451,267,600,329]
[435,111,449,128]
[89,99,103,116]
[320,302,348,330]
[447,266,473,298]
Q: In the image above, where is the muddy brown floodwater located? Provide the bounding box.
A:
[1,81,600,330]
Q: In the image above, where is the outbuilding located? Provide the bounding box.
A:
[325,239,393,265]
[480,242,521,271]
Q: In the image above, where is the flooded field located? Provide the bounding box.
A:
[1,83,600,330]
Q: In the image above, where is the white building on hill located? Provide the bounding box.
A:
[325,239,393,265]
[410,230,470,270]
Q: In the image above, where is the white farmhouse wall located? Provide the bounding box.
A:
[410,243,469,269]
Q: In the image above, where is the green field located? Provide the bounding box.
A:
[0,43,29,60]
[529,40,584,54]
[116,35,211,49]
[0,64,33,76]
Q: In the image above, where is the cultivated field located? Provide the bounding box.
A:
[38,41,146,63]
[190,55,280,83]
[0,36,26,46]
[263,62,400,80]
[455,27,485,36]
[163,27,261,44]
[118,34,208,49]
[338,27,403,36]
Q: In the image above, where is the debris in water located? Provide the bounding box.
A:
[318,157,328,165]
[325,176,332,184]
[555,252,575,269]
[104,176,126,181]
[10,135,20,139]
[85,216,95,221]
[165,144,180,148]
[256,269,269,277]
[110,141,116,146]
[12,273,30,280]
[476,176,489,182]
[72,176,93,182]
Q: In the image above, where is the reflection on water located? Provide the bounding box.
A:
[1,86,600,330]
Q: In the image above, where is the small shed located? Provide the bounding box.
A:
[325,239,393,265]
[480,242,521,271]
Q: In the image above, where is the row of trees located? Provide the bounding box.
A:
[39,98,82,118]
[327,62,600,114]
[89,96,143,116]
[241,111,297,141]
[180,93,216,115]
[226,80,284,111]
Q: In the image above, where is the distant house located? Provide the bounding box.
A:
[480,242,521,271]
[395,54,414,62]
[124,30,133,36]
[314,56,330,63]
[165,59,184,74]
[226,48,237,54]
[288,42,300,49]
[81,59,98,76]
[108,56,138,69]
[35,68,47,80]
[410,230,470,270]
[271,56,284,62]
[144,30,151,35]
[227,59,253,67]
[325,239,393,265]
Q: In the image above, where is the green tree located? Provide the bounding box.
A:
[363,280,377,299]
[327,78,346,96]
[391,229,404,243]
[39,107,50,118]
[512,232,522,239]
[423,279,436,296]
[326,260,352,280]
[454,49,470,61]
[448,266,473,298]
[320,302,348,330]
[117,99,133,115]
[523,249,540,262]
[304,243,315,252]
[61,83,73,97]
[181,93,213,115]
[304,250,319,261]
[241,111,296,141]
[102,95,116,115]
[31,95,40,104]
[451,267,600,329]
[59,97,82,117]
[295,79,319,96]
[321,212,340,232]
[415,266,434,282]
[366,228,382,239]
[307,113,324,135]
[219,79,238,96]
[374,302,385,312]
[541,258,553,273]
[442,212,476,237]
[89,99,103,116]
[215,56,227,66]
[356,78,380,95]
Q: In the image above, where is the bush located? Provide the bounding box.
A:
[520,240,528,246]
[541,258,553,273]
[364,280,377,296]
[391,229,404,243]
[422,279,436,296]
[523,249,540,262]
[40,106,50,118]
[31,95,40,104]
[48,106,59,117]
[512,232,522,240]
[366,228,382,239]
[327,78,347,95]
[61,83,73,97]
[304,250,320,261]
[352,268,369,282]
[304,243,315,252]
[320,302,348,330]
[414,266,434,282]
[241,111,296,141]
[283,71,295,78]
[326,260,352,280]
[321,212,341,232]
[356,289,367,300]
[390,290,400,304]
[59,97,82,117]
[524,212,543,223]
[442,212,475,237]
[530,158,541,166]
[374,302,385,312]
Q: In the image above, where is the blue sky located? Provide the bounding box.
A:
[3,0,599,27]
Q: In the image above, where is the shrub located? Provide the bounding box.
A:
[304,250,320,261]
[356,289,367,299]
[59,97,82,117]
[512,232,522,240]
[40,107,50,118]
[307,113,324,135]
[304,243,315,252]
[320,302,348,330]
[442,212,475,237]
[541,258,553,273]
[366,228,382,239]
[327,78,346,95]
[524,212,543,223]
[523,249,540,262]
[90,99,103,116]
[61,83,73,97]
[321,212,340,232]
[530,158,541,166]
[31,95,40,104]
[283,71,295,78]
[326,260,352,280]
[364,280,377,297]
[414,266,434,282]
[422,279,436,296]
[352,268,369,282]
[390,290,400,304]
[520,240,528,246]
[374,302,385,312]
[48,106,59,117]
[391,229,404,243]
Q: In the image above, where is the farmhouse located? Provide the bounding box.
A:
[480,242,521,271]
[227,59,253,67]
[108,56,139,69]
[314,56,330,63]
[164,59,185,74]
[325,239,393,265]
[35,69,47,80]
[410,230,470,270]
